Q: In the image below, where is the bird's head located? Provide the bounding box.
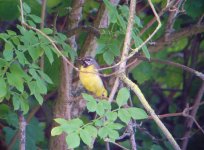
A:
[78,57,97,68]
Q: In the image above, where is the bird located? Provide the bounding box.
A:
[78,56,108,98]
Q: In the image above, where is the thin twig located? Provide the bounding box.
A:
[182,114,204,135]
[140,0,176,36]
[97,0,162,71]
[182,82,204,150]
[117,1,138,150]
[108,77,120,102]
[135,56,204,80]
[19,0,78,71]
[165,0,183,40]
[105,138,130,150]
[115,0,180,148]
[127,121,137,150]
[7,91,56,150]
[121,74,181,150]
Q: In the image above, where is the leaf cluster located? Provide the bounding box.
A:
[51,88,148,149]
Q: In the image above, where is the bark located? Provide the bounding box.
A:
[50,60,73,150]
[49,0,84,149]
[80,0,120,57]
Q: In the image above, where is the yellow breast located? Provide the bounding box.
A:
[79,65,107,97]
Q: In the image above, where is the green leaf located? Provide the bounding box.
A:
[0,104,10,118]
[10,63,26,78]
[80,129,92,147]
[134,16,143,28]
[20,98,29,114]
[103,0,118,23]
[98,127,108,139]
[34,93,43,105]
[103,51,114,65]
[16,51,28,65]
[0,58,7,70]
[0,77,7,98]
[28,20,36,27]
[23,2,31,13]
[119,5,129,19]
[84,125,97,138]
[107,123,123,130]
[3,42,14,61]
[0,33,9,40]
[44,46,54,64]
[54,118,68,125]
[7,73,24,92]
[87,101,97,112]
[41,28,53,35]
[108,41,121,56]
[132,32,150,59]
[28,81,37,95]
[36,79,47,94]
[51,126,63,136]
[82,93,95,102]
[7,30,17,36]
[66,132,80,149]
[116,87,130,107]
[118,108,131,124]
[12,94,20,110]
[101,100,111,110]
[108,129,119,141]
[29,69,39,80]
[28,46,43,61]
[94,119,104,127]
[106,111,117,121]
[117,14,126,31]
[11,36,20,46]
[71,118,84,126]
[96,102,105,116]
[127,107,148,120]
[142,45,150,60]
[57,32,67,41]
[5,112,18,127]
[37,70,53,84]
[96,43,106,54]
[29,14,41,23]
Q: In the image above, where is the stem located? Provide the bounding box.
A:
[18,112,26,150]
[120,74,181,150]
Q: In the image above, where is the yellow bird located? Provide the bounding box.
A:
[78,57,108,98]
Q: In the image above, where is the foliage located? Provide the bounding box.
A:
[97,0,150,65]
[0,3,76,114]
[51,89,147,149]
[0,0,203,149]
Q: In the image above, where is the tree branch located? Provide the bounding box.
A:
[182,82,204,150]
[134,55,204,80]
[18,112,26,150]
[117,0,181,149]
[50,0,84,149]
[40,0,47,69]
[149,25,204,53]
[80,0,120,57]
